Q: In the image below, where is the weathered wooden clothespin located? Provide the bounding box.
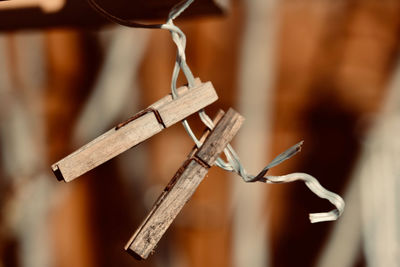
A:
[125,108,244,260]
[51,80,218,182]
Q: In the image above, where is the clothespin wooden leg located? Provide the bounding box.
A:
[125,108,244,260]
[51,80,217,182]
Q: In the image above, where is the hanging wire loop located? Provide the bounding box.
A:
[86,0,345,224]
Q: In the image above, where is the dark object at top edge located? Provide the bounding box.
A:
[0,0,225,31]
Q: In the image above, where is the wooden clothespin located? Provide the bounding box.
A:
[51,80,218,182]
[125,108,244,260]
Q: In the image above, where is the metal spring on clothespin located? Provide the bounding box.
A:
[87,0,345,223]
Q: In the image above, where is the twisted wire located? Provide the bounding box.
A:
[86,0,344,223]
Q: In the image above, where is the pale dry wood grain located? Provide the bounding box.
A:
[150,77,202,110]
[195,109,244,166]
[51,81,218,182]
[125,108,244,260]
[125,110,225,260]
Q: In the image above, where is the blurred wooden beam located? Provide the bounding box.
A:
[44,29,97,267]
[0,0,228,31]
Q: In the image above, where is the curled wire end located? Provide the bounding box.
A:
[249,141,304,182]
[266,140,303,169]
[263,172,345,223]
[309,210,341,223]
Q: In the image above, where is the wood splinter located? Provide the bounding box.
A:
[125,108,244,260]
[51,80,218,182]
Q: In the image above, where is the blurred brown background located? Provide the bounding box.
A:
[1,0,400,266]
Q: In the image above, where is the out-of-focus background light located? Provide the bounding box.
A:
[1,0,399,266]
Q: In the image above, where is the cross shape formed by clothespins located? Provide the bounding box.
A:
[51,80,218,182]
[125,108,244,260]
